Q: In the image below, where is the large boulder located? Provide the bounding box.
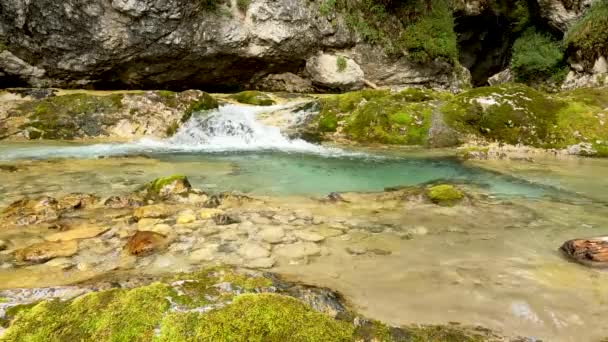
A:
[305,53,364,91]
[536,0,595,32]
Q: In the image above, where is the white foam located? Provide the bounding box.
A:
[0,104,360,160]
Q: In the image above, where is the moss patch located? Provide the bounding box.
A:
[317,88,451,145]
[426,184,464,206]
[156,293,354,342]
[147,175,188,194]
[183,92,219,122]
[510,27,565,83]
[231,91,275,106]
[15,93,125,139]
[1,283,171,342]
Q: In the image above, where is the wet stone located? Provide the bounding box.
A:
[176,210,197,224]
[213,214,241,225]
[560,237,608,268]
[124,231,168,256]
[133,204,174,221]
[274,242,322,259]
[258,226,285,244]
[245,257,276,269]
[45,226,110,242]
[294,230,325,242]
[199,208,224,220]
[238,242,271,259]
[15,240,79,264]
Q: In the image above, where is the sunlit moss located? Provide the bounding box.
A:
[426,184,464,206]
[155,293,355,342]
[230,91,275,106]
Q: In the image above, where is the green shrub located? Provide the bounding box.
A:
[510,28,564,82]
[399,0,458,63]
[564,1,608,60]
[319,0,336,16]
[336,56,347,72]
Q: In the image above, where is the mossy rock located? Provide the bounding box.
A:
[426,184,464,206]
[15,93,125,139]
[146,175,191,197]
[316,88,452,145]
[230,91,275,106]
[441,84,608,150]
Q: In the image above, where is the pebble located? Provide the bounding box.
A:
[245,257,276,269]
[258,226,285,244]
[294,231,325,242]
[189,245,218,261]
[176,210,197,224]
[238,242,270,259]
[274,242,321,259]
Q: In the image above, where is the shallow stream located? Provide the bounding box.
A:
[1,103,607,341]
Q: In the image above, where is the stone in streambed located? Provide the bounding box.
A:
[258,226,285,244]
[133,204,175,221]
[294,230,325,242]
[176,210,197,224]
[425,184,464,206]
[238,242,271,259]
[199,208,223,219]
[245,257,276,269]
[560,237,608,268]
[45,226,110,242]
[146,175,192,198]
[125,231,168,256]
[56,193,98,210]
[213,214,240,225]
[15,240,79,263]
[274,242,321,259]
[2,196,59,225]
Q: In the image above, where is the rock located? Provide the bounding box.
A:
[258,226,286,244]
[346,246,367,255]
[294,231,325,242]
[325,192,348,203]
[274,242,322,259]
[133,204,175,221]
[124,231,168,256]
[566,142,597,156]
[255,73,314,93]
[44,257,75,269]
[230,91,275,106]
[137,218,162,230]
[176,210,197,224]
[425,184,464,206]
[560,237,608,268]
[487,69,513,86]
[189,245,218,262]
[199,208,224,219]
[2,196,59,225]
[45,226,110,242]
[56,193,98,210]
[149,224,174,236]
[245,257,276,269]
[15,240,79,263]
[306,53,364,90]
[238,243,271,259]
[147,175,192,198]
[104,195,144,209]
[0,239,7,251]
[213,214,241,225]
[407,226,429,236]
[593,56,608,74]
[537,0,592,32]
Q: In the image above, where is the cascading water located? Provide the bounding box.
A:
[0,103,346,160]
[166,104,326,153]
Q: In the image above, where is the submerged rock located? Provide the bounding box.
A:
[124,231,168,257]
[213,214,241,226]
[133,204,175,221]
[15,240,78,264]
[560,237,608,268]
[45,226,110,242]
[146,175,192,199]
[1,196,59,226]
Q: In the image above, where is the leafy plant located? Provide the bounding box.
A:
[319,0,337,16]
[237,0,250,12]
[510,27,565,82]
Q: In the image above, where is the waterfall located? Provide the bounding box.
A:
[166,104,321,152]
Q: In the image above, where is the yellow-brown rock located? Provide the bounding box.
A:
[560,237,608,268]
[15,240,78,263]
[125,231,168,256]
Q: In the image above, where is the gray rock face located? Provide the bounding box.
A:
[536,0,595,31]
[0,0,466,91]
[305,53,364,90]
[487,68,513,86]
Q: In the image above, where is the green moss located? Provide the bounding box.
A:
[147,174,187,194]
[399,0,458,63]
[354,320,392,341]
[593,143,608,158]
[14,93,125,140]
[236,0,249,12]
[183,92,219,121]
[564,1,608,61]
[336,56,347,72]
[510,27,565,83]
[456,146,489,160]
[156,293,354,342]
[441,83,566,147]
[222,272,273,291]
[426,184,464,205]
[0,283,171,342]
[230,91,275,106]
[165,121,180,136]
[406,324,493,342]
[319,0,336,16]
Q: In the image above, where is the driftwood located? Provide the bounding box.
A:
[560,237,608,268]
[362,78,379,89]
